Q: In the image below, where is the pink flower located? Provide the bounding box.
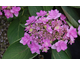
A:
[51,40,68,52]
[60,14,66,21]
[4,10,13,18]
[60,14,67,24]
[54,25,61,32]
[36,10,47,16]
[47,9,61,19]
[67,26,77,38]
[2,6,7,9]
[46,24,53,33]
[20,32,31,47]
[78,20,80,23]
[42,39,51,47]
[20,9,78,54]
[78,25,80,35]
[25,16,36,25]
[42,47,49,53]
[0,11,2,15]
[78,30,80,35]
[39,17,48,24]
[67,26,77,45]
[30,42,41,54]
[10,6,21,17]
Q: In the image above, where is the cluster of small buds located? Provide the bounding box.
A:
[0,6,21,18]
[20,9,78,54]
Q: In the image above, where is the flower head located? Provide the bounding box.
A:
[1,6,21,18]
[20,9,78,54]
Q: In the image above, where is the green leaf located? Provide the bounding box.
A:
[70,6,80,8]
[28,6,43,16]
[51,49,71,59]
[7,7,30,44]
[61,6,79,28]
[43,6,53,11]
[65,47,71,58]
[7,18,13,22]
[18,7,30,24]
[66,20,73,26]
[55,6,65,14]
[7,18,24,44]
[20,24,27,28]
[2,41,38,59]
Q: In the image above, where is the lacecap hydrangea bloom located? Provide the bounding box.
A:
[20,9,78,54]
[0,6,21,18]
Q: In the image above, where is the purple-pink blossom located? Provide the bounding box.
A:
[0,6,21,18]
[20,9,78,54]
[2,6,7,10]
[78,20,80,23]
[36,10,47,16]
[78,25,80,35]
[10,6,21,17]
[67,26,77,45]
[60,14,66,21]
[54,25,61,32]
[42,39,51,47]
[20,32,32,48]
[39,17,48,24]
[47,9,61,19]
[25,16,36,25]
[46,24,53,33]
[4,10,13,18]
[30,42,41,54]
[0,11,2,15]
[51,40,68,52]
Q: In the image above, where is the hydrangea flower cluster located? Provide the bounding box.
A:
[0,6,21,18]
[20,9,78,54]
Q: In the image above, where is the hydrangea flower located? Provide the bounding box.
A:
[25,16,36,25]
[47,9,61,19]
[20,32,31,47]
[67,26,77,45]
[20,9,78,54]
[0,6,21,18]
[30,42,41,54]
[0,11,2,15]
[10,6,21,17]
[42,39,51,47]
[78,25,80,35]
[2,6,7,9]
[54,25,61,32]
[36,10,47,16]
[4,10,13,18]
[78,20,80,23]
[39,17,48,24]
[46,24,53,33]
[60,14,66,21]
[51,40,68,52]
